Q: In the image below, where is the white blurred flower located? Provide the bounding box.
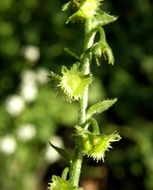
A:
[45,136,63,163]
[36,67,49,84]
[6,95,25,116]
[17,123,36,141]
[0,135,17,155]
[20,69,38,102]
[20,83,38,103]
[21,70,37,85]
[22,45,40,62]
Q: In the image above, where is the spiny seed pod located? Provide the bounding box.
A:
[88,132,121,161]
[63,0,103,22]
[48,175,83,190]
[50,64,92,102]
[59,64,92,101]
[75,126,121,161]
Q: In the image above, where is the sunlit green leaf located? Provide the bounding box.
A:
[87,98,117,119]
[92,10,118,28]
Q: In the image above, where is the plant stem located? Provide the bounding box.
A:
[79,19,96,124]
[69,19,95,187]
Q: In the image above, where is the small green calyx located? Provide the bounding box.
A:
[48,175,81,190]
[50,64,92,102]
[87,27,114,65]
[48,176,70,190]
[76,126,121,161]
[88,132,121,161]
[49,176,83,190]
[60,64,92,101]
[92,42,114,65]
[48,168,83,190]
[63,0,103,22]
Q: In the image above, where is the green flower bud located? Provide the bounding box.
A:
[93,43,114,65]
[89,27,114,65]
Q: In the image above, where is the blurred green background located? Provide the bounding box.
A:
[0,0,153,190]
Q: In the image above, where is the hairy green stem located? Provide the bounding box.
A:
[69,19,95,187]
[79,19,96,124]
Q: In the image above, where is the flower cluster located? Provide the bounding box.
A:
[48,0,121,188]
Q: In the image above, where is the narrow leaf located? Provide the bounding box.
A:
[49,141,72,162]
[64,47,80,60]
[87,98,117,119]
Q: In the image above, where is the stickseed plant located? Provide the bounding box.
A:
[48,0,121,189]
